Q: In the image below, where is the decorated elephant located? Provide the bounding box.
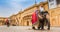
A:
[32,11,50,30]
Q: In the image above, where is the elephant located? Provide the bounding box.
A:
[38,11,50,30]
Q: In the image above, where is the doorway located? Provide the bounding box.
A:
[27,21,29,26]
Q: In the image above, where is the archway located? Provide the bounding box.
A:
[27,21,29,26]
[22,15,32,26]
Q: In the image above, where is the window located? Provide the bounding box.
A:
[50,2,54,6]
[49,0,54,2]
[56,0,60,5]
[48,0,57,9]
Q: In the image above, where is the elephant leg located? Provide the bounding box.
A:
[32,25,35,30]
[48,22,50,30]
[40,19,44,30]
[38,19,43,30]
[46,19,50,30]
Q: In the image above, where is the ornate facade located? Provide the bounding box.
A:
[10,1,60,26]
[9,15,17,26]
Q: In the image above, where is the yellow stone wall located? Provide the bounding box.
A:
[16,13,22,26]
[0,17,6,26]
[49,8,60,26]
[10,15,17,26]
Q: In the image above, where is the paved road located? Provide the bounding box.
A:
[0,26,60,32]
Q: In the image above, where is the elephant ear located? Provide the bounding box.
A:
[38,14,43,19]
[46,14,50,20]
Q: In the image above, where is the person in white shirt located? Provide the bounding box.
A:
[40,6,44,12]
[40,6,44,15]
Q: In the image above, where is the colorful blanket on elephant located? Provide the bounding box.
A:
[32,11,38,25]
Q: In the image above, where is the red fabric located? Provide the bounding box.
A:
[32,12,38,24]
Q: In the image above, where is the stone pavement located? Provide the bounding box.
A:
[0,26,60,32]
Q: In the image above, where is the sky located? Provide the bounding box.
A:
[0,0,46,17]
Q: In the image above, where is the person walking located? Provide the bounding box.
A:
[5,18,10,27]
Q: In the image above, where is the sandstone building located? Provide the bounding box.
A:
[9,0,60,26]
[0,17,7,26]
